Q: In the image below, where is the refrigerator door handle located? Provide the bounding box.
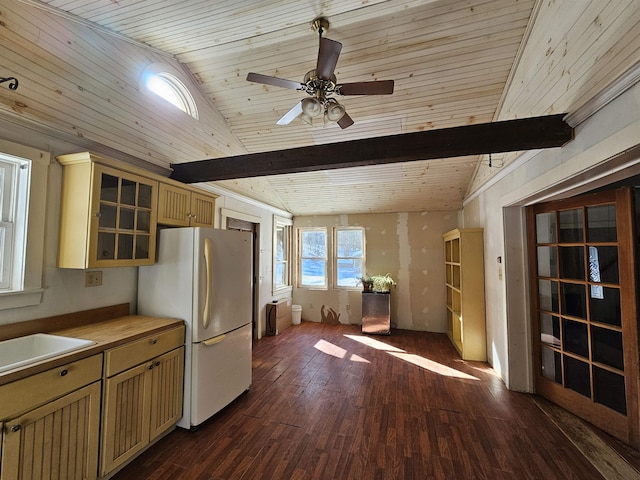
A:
[203,237,213,329]
[203,334,226,346]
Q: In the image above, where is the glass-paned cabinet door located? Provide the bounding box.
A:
[91,165,157,267]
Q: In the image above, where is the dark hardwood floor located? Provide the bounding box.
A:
[113,321,608,480]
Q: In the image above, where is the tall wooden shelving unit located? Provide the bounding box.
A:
[443,228,486,361]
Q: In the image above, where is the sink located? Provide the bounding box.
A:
[0,333,96,373]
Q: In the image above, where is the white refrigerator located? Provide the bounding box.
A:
[138,227,253,430]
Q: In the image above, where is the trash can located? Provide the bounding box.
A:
[292,305,302,325]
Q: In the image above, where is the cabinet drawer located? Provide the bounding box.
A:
[0,354,103,420]
[104,325,185,377]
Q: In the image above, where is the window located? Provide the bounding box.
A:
[273,216,292,292]
[297,226,366,290]
[141,64,198,119]
[0,155,28,290]
[335,228,365,288]
[0,140,49,309]
[299,228,327,288]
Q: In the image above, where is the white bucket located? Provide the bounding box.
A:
[292,305,302,325]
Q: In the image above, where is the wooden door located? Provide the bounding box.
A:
[100,363,152,476]
[528,188,639,446]
[149,347,184,441]
[1,382,101,480]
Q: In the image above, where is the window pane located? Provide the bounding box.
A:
[138,184,153,209]
[99,204,117,229]
[537,246,557,277]
[337,258,363,287]
[593,367,626,414]
[336,230,363,256]
[100,173,119,203]
[588,246,619,284]
[559,246,584,280]
[301,259,325,286]
[540,312,560,346]
[118,234,134,259]
[538,279,559,312]
[589,286,621,326]
[536,212,556,243]
[587,205,616,242]
[97,233,115,260]
[135,235,150,260]
[276,228,285,261]
[591,326,624,370]
[119,207,135,230]
[563,319,589,358]
[275,262,285,286]
[137,210,151,233]
[301,231,326,257]
[121,179,136,205]
[561,282,586,319]
[558,209,583,243]
[564,356,591,398]
[541,347,562,383]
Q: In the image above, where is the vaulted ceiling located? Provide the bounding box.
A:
[26,0,640,215]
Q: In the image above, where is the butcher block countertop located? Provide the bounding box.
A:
[0,314,183,386]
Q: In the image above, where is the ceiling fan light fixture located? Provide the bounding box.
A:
[301,97,323,117]
[325,100,346,122]
[301,112,314,125]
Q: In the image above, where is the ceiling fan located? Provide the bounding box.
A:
[246,17,394,129]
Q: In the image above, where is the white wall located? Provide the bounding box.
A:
[464,81,640,391]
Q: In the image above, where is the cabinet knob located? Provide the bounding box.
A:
[10,424,21,433]
[155,361,161,367]
[150,338,158,345]
[59,369,68,377]
[147,363,154,370]
[95,212,101,218]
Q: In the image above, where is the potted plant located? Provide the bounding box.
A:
[357,274,374,292]
[371,273,397,293]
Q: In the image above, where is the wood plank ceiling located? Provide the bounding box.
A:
[30,0,640,215]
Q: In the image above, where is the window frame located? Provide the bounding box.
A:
[333,227,366,290]
[272,215,293,294]
[140,63,199,119]
[0,140,49,310]
[297,227,328,289]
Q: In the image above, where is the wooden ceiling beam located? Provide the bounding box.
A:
[170,114,573,182]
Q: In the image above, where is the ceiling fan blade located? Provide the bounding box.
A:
[276,101,304,125]
[316,38,342,80]
[338,80,395,95]
[337,112,354,129]
[246,72,303,90]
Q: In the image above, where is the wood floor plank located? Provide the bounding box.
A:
[113,321,611,480]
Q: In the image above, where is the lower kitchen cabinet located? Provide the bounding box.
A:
[0,355,103,480]
[100,327,184,477]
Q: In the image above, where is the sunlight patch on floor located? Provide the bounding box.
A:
[390,352,479,380]
[344,334,478,380]
[314,339,371,363]
[343,334,405,352]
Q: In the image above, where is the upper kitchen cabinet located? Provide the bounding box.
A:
[57,152,159,268]
[157,182,216,228]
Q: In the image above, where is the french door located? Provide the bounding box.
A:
[528,188,639,446]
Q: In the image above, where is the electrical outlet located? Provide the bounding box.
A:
[85,270,103,287]
[346,304,351,311]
